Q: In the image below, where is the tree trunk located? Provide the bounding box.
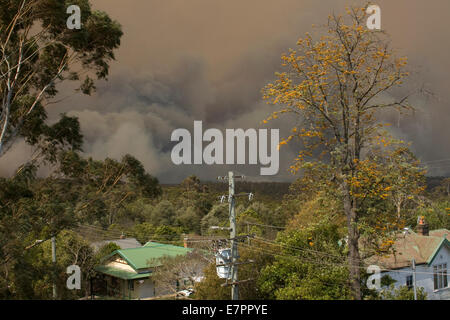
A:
[0,88,13,156]
[342,180,361,300]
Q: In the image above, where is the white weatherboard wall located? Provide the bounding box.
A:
[381,244,450,300]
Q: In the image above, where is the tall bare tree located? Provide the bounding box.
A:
[150,250,210,297]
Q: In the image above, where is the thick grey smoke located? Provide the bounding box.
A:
[1,0,449,182]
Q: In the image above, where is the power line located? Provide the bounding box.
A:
[240,221,286,230]
[238,243,352,289]
[238,241,441,276]
[77,224,186,241]
[239,242,347,268]
[424,164,450,169]
[237,243,430,292]
[77,225,234,261]
[421,158,450,164]
[252,236,347,261]
[79,224,442,276]
[77,224,222,253]
[77,220,441,277]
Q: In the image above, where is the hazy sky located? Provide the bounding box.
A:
[1,0,450,183]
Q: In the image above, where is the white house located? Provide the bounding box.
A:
[94,241,192,299]
[367,219,449,300]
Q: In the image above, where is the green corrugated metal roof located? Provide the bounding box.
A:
[95,265,151,280]
[118,242,191,269]
[99,241,192,273]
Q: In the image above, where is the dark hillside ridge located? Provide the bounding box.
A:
[161,181,291,200]
[426,176,448,191]
[161,176,448,199]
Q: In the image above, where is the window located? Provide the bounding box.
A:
[444,264,448,288]
[406,275,413,289]
[433,263,448,290]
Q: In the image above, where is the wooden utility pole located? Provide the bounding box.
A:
[228,171,238,300]
[52,236,57,299]
[412,259,417,300]
[215,172,254,300]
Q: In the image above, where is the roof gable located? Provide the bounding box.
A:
[95,265,151,280]
[427,237,450,265]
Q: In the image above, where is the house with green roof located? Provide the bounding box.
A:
[94,241,192,299]
[366,218,449,300]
